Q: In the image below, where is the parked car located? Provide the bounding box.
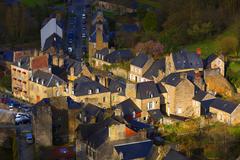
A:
[15,116,31,125]
[25,133,34,144]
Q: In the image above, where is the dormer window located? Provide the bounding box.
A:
[56,81,59,87]
[95,88,99,93]
[117,87,122,92]
[149,92,153,98]
[88,89,92,94]
[36,78,39,83]
[102,55,104,60]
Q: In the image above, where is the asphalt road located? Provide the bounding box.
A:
[66,0,89,60]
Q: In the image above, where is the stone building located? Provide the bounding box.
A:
[51,55,94,81]
[205,54,225,76]
[29,70,67,104]
[129,53,154,83]
[161,72,195,117]
[32,99,52,146]
[67,76,111,108]
[92,48,133,70]
[125,81,160,121]
[88,22,109,65]
[165,50,203,75]
[209,98,240,125]
[11,54,49,101]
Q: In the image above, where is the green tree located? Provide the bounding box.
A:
[218,36,239,55]
[142,11,158,32]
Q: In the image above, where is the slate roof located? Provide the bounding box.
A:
[172,50,203,70]
[43,33,63,51]
[127,119,151,131]
[67,97,84,109]
[204,54,223,68]
[100,0,137,9]
[114,140,153,160]
[13,56,30,69]
[87,127,109,149]
[95,48,133,63]
[30,70,66,87]
[131,53,150,68]
[73,76,109,96]
[143,58,165,80]
[115,99,142,116]
[108,78,126,96]
[193,89,208,101]
[164,149,189,160]
[148,109,163,121]
[89,30,109,43]
[161,71,195,87]
[156,83,167,93]
[136,81,160,99]
[210,98,239,114]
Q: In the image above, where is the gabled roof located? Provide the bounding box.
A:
[204,54,223,68]
[114,140,153,160]
[172,50,203,70]
[164,149,189,160]
[73,76,109,96]
[87,127,109,149]
[136,81,160,99]
[143,58,165,80]
[30,70,66,87]
[131,53,150,68]
[210,98,239,114]
[127,119,151,131]
[43,33,63,51]
[193,89,208,101]
[148,109,163,121]
[115,99,142,116]
[108,78,126,96]
[95,48,133,63]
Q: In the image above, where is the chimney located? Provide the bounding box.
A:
[70,66,75,76]
[68,81,74,95]
[52,55,58,66]
[196,48,201,55]
[58,57,64,67]
[180,72,187,79]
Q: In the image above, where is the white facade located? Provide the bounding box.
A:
[40,18,63,50]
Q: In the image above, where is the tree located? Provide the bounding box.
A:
[218,36,239,55]
[134,40,164,59]
[142,11,158,32]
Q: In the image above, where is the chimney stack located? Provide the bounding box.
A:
[196,48,201,55]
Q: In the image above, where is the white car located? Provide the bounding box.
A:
[15,116,30,125]
[15,112,30,118]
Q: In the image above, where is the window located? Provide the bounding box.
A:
[95,88,99,93]
[103,97,106,102]
[117,87,122,92]
[149,92,153,98]
[147,102,154,110]
[177,108,182,114]
[88,89,92,94]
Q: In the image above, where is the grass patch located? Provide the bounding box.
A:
[186,20,240,58]
[137,0,161,9]
[228,62,240,73]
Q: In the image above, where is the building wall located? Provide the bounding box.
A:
[68,109,81,142]
[33,105,52,146]
[111,93,128,106]
[11,65,31,101]
[29,81,66,104]
[210,107,231,124]
[134,97,160,121]
[210,57,225,76]
[108,124,126,141]
[162,83,175,116]
[191,100,201,117]
[231,105,240,125]
[69,92,111,108]
[174,79,195,117]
